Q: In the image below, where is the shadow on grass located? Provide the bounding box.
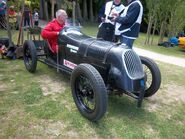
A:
[83,95,159,138]
[179,49,185,52]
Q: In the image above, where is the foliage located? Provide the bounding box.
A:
[29,0,40,11]
[6,0,39,12]
[167,0,185,37]
[7,0,22,11]
[145,0,185,44]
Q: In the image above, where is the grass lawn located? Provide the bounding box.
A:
[0,59,185,138]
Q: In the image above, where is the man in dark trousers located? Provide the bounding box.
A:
[112,0,143,48]
[97,0,125,42]
[23,5,31,27]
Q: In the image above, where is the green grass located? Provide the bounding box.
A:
[81,22,99,37]
[23,87,43,104]
[0,57,185,138]
[0,29,20,43]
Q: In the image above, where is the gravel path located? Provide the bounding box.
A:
[134,47,185,68]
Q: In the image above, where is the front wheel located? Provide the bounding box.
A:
[23,40,37,73]
[71,64,108,121]
[140,56,161,97]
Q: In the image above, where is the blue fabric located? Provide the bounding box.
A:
[98,4,105,18]
[115,0,142,38]
[169,37,178,46]
[0,3,6,15]
[120,36,134,49]
[98,4,105,23]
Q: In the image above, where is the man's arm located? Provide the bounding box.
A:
[115,3,140,25]
[41,23,59,39]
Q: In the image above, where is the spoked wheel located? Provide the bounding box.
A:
[71,64,107,121]
[137,56,161,97]
[76,75,96,111]
[23,40,37,73]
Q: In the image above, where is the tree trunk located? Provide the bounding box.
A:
[158,14,168,44]
[158,21,165,44]
[17,0,25,46]
[45,1,49,21]
[168,11,176,38]
[56,0,62,9]
[6,3,13,47]
[39,0,44,19]
[83,0,88,21]
[51,0,55,19]
[89,0,94,22]
[76,2,83,24]
[145,14,153,45]
[72,1,76,26]
[151,18,157,45]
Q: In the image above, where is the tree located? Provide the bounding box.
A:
[51,0,55,19]
[144,0,157,45]
[167,0,185,38]
[89,0,93,22]
[145,0,185,45]
[82,0,88,21]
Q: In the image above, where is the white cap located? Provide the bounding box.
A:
[2,1,6,4]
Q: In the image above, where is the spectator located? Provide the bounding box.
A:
[112,0,143,48]
[0,1,6,16]
[97,0,125,42]
[33,9,39,27]
[8,6,17,29]
[23,5,30,27]
[98,3,106,23]
[0,1,6,28]
[41,9,68,54]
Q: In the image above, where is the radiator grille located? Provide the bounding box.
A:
[123,50,144,79]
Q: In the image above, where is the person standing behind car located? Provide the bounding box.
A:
[8,6,17,29]
[41,9,68,54]
[0,1,6,28]
[112,0,143,48]
[97,0,125,42]
[33,9,39,27]
[23,5,31,27]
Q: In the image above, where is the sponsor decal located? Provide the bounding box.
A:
[67,44,79,51]
[63,30,82,36]
[70,49,77,53]
[63,59,77,69]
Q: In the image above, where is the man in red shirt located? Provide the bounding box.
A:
[41,9,68,54]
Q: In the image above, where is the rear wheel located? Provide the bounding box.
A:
[71,64,107,121]
[23,40,37,73]
[140,56,161,97]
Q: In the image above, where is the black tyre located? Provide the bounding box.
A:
[71,64,108,121]
[23,40,37,73]
[138,56,161,97]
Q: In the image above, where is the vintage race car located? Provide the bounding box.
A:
[23,27,161,121]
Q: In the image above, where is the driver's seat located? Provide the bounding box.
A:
[43,40,57,61]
